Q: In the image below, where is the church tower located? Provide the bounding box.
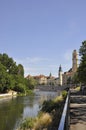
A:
[72,50,78,72]
[58,65,63,86]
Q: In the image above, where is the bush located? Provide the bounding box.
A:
[18,94,67,130]
[34,113,52,130]
[62,90,67,99]
[20,118,35,130]
[14,83,26,93]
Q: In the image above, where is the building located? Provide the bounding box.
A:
[58,65,63,86]
[47,73,56,85]
[62,50,78,85]
[26,50,78,86]
[33,75,47,85]
[26,74,57,86]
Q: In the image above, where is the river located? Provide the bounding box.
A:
[0,90,60,130]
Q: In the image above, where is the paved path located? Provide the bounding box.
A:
[70,90,86,130]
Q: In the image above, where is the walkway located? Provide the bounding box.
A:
[70,90,86,130]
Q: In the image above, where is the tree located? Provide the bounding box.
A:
[0,63,12,93]
[27,77,37,90]
[77,41,86,84]
[0,52,38,93]
[72,72,79,85]
[0,53,26,93]
[67,77,72,85]
[18,64,24,77]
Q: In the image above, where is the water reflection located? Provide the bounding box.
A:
[0,91,59,130]
[0,97,23,130]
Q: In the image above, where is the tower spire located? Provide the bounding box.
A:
[59,64,62,72]
[58,65,63,86]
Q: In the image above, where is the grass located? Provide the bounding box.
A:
[34,113,52,130]
[74,86,80,91]
[18,113,52,130]
[19,118,35,130]
[18,90,34,96]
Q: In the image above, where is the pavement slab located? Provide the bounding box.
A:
[70,91,86,130]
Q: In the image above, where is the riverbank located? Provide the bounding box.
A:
[0,90,17,98]
[18,90,67,130]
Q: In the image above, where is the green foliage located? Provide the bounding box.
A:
[62,90,67,99]
[26,90,34,95]
[77,41,86,84]
[18,64,24,77]
[0,63,12,93]
[67,77,72,84]
[0,53,29,93]
[72,72,79,84]
[19,94,66,130]
[14,83,26,93]
[20,118,35,130]
[75,86,80,91]
[41,95,64,113]
[26,77,37,90]
[41,100,55,113]
[79,41,86,56]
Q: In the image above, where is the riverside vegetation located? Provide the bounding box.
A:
[18,90,67,130]
[0,53,37,95]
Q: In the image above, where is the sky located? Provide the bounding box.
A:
[0,0,86,77]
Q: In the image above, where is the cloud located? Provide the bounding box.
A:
[62,50,73,72]
[14,53,73,77]
[14,57,57,77]
[25,57,49,64]
[14,57,49,65]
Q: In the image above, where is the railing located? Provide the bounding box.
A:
[58,90,70,130]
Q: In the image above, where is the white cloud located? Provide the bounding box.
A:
[14,52,73,77]
[62,50,73,72]
[15,57,49,65]
[14,57,56,77]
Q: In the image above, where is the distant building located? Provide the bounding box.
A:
[58,65,63,86]
[33,75,47,85]
[62,50,78,85]
[26,50,78,86]
[26,74,56,86]
[47,73,56,85]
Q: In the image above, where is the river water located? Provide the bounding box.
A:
[0,91,60,130]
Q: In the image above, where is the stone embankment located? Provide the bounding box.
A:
[0,91,17,98]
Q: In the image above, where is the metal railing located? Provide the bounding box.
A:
[58,90,70,130]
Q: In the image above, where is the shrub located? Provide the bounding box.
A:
[14,83,26,93]
[20,118,35,130]
[62,90,67,99]
[34,113,52,130]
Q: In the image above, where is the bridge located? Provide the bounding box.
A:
[35,85,69,91]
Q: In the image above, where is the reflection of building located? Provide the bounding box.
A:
[62,50,78,85]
